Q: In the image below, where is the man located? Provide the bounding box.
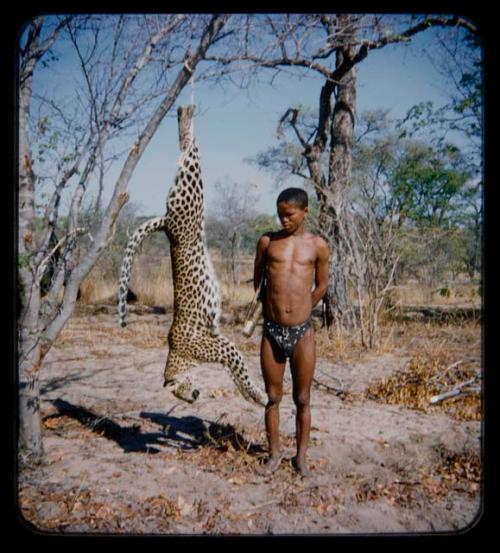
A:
[253,187,329,476]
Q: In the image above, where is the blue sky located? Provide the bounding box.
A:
[28,18,465,219]
[125,29,453,217]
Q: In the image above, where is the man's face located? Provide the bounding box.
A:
[277,201,308,234]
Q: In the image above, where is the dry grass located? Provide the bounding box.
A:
[314,325,366,361]
[79,250,256,311]
[130,256,174,308]
[79,245,480,323]
[55,320,168,350]
[387,319,481,357]
[388,279,480,307]
[78,252,174,308]
[354,449,481,507]
[79,266,118,305]
[365,353,481,420]
[221,282,256,311]
[365,320,481,421]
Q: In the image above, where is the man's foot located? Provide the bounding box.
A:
[257,454,282,476]
[292,456,312,477]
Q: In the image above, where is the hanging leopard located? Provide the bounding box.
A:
[118,106,265,406]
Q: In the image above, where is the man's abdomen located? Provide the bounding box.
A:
[264,286,312,326]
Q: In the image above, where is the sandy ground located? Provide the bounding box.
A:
[17,308,482,536]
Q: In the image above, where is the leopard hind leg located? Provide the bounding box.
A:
[192,335,266,406]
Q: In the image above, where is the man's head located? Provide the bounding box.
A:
[276,188,308,209]
[276,188,309,234]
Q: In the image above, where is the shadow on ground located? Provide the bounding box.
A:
[47,398,265,456]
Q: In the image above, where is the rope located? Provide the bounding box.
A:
[190,69,195,109]
[189,70,195,140]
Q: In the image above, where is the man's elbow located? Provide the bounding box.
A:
[313,283,328,304]
[318,283,329,299]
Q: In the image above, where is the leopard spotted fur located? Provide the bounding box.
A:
[118,107,265,406]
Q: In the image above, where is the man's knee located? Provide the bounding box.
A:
[293,390,311,409]
[266,386,283,406]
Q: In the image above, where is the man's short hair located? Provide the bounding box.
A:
[276,187,308,209]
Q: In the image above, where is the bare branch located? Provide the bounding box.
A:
[429,377,480,404]
[357,15,479,59]
[35,227,87,286]
[277,108,308,147]
[19,16,73,86]
[206,52,337,81]
[109,14,186,122]
[34,137,93,265]
[42,14,230,345]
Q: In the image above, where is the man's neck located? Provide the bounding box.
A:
[290,224,306,237]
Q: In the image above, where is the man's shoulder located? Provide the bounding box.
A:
[257,231,274,248]
[306,231,327,244]
[259,230,281,242]
[310,233,329,253]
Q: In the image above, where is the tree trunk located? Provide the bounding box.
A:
[42,15,229,346]
[18,331,44,461]
[231,231,241,287]
[18,20,43,462]
[321,42,358,329]
[16,16,230,463]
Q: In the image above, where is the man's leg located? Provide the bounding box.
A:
[290,325,316,476]
[258,330,286,474]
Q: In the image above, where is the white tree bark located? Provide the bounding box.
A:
[17,14,230,462]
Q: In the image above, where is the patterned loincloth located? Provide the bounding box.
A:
[264,318,311,358]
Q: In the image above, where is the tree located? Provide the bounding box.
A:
[17,14,230,462]
[254,106,477,344]
[208,13,479,329]
[350,112,472,340]
[209,179,259,287]
[245,213,281,252]
[397,25,482,280]
[389,142,470,228]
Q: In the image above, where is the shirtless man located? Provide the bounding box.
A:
[253,188,329,477]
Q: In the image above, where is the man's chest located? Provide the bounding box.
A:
[267,239,316,268]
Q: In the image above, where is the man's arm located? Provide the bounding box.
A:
[253,234,271,291]
[311,237,329,307]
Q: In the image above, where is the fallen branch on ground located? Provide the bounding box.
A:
[313,378,345,396]
[429,377,480,404]
[313,369,344,396]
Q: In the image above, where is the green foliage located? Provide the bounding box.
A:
[390,29,483,279]
[396,227,464,287]
[398,29,482,158]
[352,109,481,285]
[206,212,279,253]
[18,252,33,269]
[437,287,451,298]
[390,142,470,227]
[240,213,280,251]
[34,115,63,166]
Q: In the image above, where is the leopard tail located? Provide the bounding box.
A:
[118,216,167,327]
